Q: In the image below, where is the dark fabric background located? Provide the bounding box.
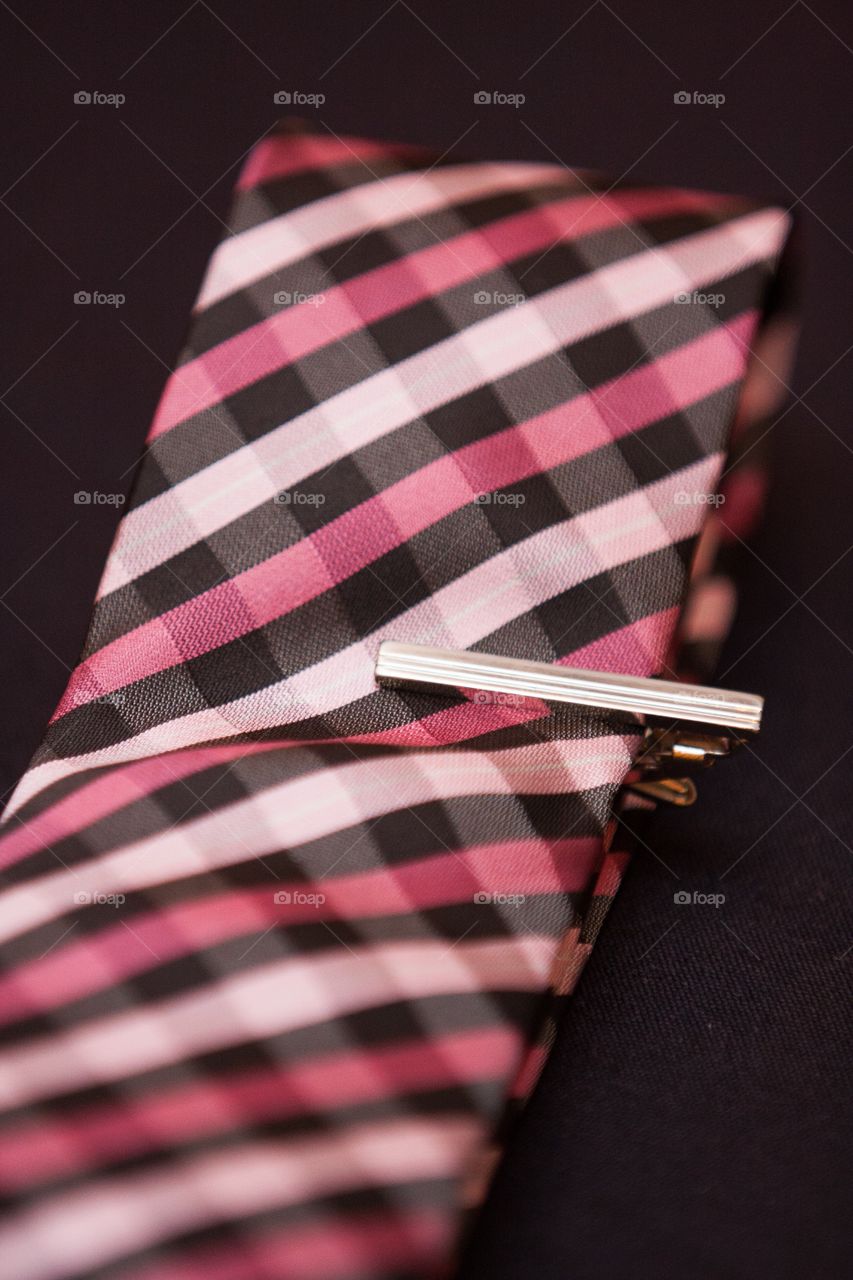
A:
[0,3,850,1276]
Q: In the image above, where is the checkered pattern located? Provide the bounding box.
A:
[0,119,794,1279]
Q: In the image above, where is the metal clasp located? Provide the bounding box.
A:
[374,641,762,807]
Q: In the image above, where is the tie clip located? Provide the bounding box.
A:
[375,641,763,806]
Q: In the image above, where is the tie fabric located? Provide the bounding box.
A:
[0,120,793,1279]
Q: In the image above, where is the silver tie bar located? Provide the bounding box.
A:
[374,641,763,733]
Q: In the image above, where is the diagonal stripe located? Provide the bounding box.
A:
[99,209,780,597]
[10,456,710,813]
[0,937,557,1110]
[0,838,600,1022]
[153,187,737,438]
[61,317,752,710]
[1,694,552,866]
[0,738,631,944]
[0,1026,520,1192]
[0,1117,478,1280]
[195,162,574,310]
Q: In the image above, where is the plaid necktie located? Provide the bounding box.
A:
[0,120,793,1279]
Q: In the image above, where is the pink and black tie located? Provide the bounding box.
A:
[0,119,794,1278]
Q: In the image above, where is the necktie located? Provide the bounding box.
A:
[0,119,794,1279]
